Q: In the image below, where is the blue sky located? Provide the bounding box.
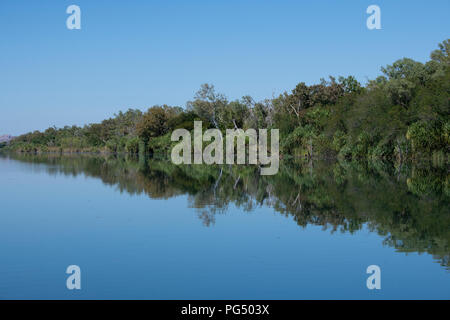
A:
[1,0,449,135]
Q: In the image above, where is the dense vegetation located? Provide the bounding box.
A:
[4,153,448,269]
[2,40,449,161]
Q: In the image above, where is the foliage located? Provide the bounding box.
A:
[5,40,449,161]
[136,105,181,143]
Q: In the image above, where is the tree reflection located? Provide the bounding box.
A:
[3,153,449,270]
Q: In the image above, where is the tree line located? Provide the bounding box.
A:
[3,40,449,161]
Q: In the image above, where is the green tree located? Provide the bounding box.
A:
[187,84,228,129]
[136,105,179,144]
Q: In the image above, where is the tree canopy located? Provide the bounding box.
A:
[3,39,449,162]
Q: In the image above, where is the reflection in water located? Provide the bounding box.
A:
[2,153,449,270]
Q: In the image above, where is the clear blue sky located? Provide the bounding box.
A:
[1,0,449,135]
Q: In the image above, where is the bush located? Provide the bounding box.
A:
[125,137,140,154]
[352,132,375,158]
[406,121,442,154]
[332,130,346,152]
[372,138,394,159]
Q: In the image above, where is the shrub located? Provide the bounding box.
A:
[125,137,140,154]
[406,121,442,153]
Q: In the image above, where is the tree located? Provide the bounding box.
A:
[187,84,228,129]
[430,39,450,66]
[339,76,362,94]
[381,58,428,107]
[286,82,311,118]
[136,105,179,143]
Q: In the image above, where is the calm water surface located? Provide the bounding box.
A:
[0,154,448,299]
